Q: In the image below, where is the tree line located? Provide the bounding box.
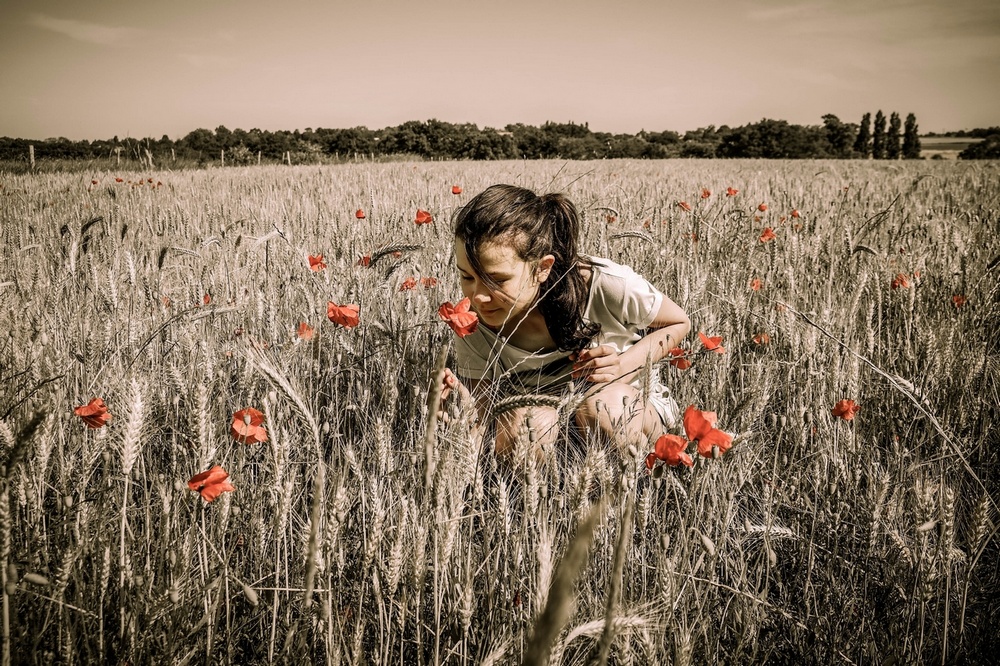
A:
[8,111,991,164]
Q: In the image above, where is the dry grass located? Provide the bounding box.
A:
[0,158,998,664]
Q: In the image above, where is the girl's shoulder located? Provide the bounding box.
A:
[582,256,645,285]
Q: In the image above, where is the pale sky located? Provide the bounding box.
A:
[1,0,998,140]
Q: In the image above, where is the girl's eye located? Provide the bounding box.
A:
[460,276,473,282]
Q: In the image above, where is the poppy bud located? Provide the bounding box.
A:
[767,547,777,567]
[22,573,49,586]
[780,415,787,428]
[242,583,259,606]
[699,532,716,557]
[660,533,670,550]
[651,464,664,479]
[268,391,277,403]
[4,583,15,596]
[63,495,73,509]
[231,505,241,517]
[169,586,180,603]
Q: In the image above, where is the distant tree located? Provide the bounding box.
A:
[902,113,921,159]
[958,134,1000,159]
[872,110,887,159]
[853,112,872,157]
[822,114,856,158]
[886,112,901,159]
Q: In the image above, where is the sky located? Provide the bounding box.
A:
[1,0,998,140]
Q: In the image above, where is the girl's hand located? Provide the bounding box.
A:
[440,368,460,402]
[570,345,624,384]
[438,368,472,421]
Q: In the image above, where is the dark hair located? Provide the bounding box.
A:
[453,184,600,352]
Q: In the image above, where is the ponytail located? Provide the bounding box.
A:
[537,194,600,352]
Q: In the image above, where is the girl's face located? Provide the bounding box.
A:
[454,239,553,331]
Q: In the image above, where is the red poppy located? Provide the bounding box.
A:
[438,298,479,337]
[698,331,725,354]
[327,301,360,328]
[891,273,910,290]
[355,209,366,219]
[605,214,617,223]
[832,399,860,421]
[682,405,733,458]
[701,188,711,199]
[308,254,327,272]
[415,209,433,225]
[753,332,771,345]
[399,277,418,291]
[726,187,739,197]
[677,201,692,212]
[952,294,967,309]
[420,277,438,288]
[231,407,268,444]
[452,185,462,195]
[759,227,776,243]
[115,177,124,183]
[391,251,403,259]
[161,296,171,308]
[188,466,235,503]
[297,322,315,341]
[758,203,768,212]
[357,255,371,267]
[91,179,99,185]
[749,277,763,291]
[687,232,698,243]
[74,398,113,429]
[913,270,921,279]
[147,178,154,184]
[779,216,787,224]
[790,209,801,219]
[203,294,211,305]
[668,347,691,370]
[647,433,693,468]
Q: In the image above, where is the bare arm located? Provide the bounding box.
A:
[572,294,690,384]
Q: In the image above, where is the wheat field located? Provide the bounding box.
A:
[0,158,997,664]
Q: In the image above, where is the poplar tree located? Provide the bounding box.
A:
[902,113,921,159]
[872,110,887,159]
[853,112,872,157]
[887,112,901,159]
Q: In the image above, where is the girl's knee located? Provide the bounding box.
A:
[496,406,559,457]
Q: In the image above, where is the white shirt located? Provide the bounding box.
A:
[454,256,664,394]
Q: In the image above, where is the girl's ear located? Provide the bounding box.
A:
[535,254,556,283]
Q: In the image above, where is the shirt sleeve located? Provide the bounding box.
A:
[595,262,664,329]
[454,329,489,381]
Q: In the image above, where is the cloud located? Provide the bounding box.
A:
[27,13,143,46]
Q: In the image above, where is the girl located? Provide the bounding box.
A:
[440,184,690,458]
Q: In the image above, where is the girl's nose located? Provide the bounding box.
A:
[473,290,491,304]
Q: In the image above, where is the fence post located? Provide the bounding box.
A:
[221,149,225,167]
[29,145,35,170]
